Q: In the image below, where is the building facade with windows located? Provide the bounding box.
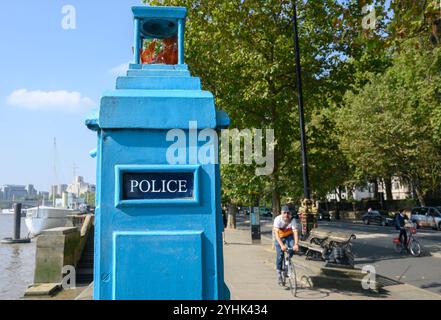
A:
[0,185,29,201]
[327,177,413,202]
[66,176,96,197]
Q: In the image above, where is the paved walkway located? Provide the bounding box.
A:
[223,224,441,300]
[25,222,441,300]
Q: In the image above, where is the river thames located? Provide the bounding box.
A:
[0,215,35,300]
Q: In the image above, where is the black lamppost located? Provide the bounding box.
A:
[293,0,310,200]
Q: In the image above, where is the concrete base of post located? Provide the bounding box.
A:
[24,283,61,297]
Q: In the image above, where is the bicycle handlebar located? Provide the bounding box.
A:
[283,247,303,256]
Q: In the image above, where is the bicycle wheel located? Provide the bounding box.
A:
[281,270,287,287]
[409,240,422,257]
[287,262,297,297]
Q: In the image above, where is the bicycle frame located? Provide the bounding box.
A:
[393,226,422,257]
[282,249,294,269]
[393,227,416,247]
[280,248,297,296]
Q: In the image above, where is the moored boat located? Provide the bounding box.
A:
[25,206,78,236]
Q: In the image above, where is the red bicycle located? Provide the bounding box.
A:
[393,226,422,257]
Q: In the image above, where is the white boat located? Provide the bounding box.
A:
[25,206,77,236]
[1,208,27,217]
[1,209,14,215]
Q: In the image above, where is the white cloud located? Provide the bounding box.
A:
[109,62,130,76]
[6,89,95,112]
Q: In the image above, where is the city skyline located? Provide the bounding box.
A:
[0,173,94,193]
[0,175,96,197]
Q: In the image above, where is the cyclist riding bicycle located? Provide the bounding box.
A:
[274,205,299,286]
[395,209,409,246]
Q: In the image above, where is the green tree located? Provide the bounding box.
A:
[388,0,441,46]
[82,191,96,207]
[335,41,441,205]
[145,0,385,209]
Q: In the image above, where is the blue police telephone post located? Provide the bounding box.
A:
[86,6,230,300]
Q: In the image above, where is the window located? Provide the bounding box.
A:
[141,37,178,65]
[412,208,428,216]
[429,208,441,217]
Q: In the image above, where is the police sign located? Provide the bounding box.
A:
[123,172,194,200]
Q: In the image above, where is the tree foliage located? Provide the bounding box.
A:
[143,0,441,206]
[335,41,441,204]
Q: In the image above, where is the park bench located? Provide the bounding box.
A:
[299,229,356,267]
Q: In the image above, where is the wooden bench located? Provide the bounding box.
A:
[309,229,356,244]
[299,240,326,255]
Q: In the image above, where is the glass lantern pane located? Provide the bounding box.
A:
[141,36,178,65]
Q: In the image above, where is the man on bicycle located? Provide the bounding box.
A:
[395,209,408,246]
[274,205,299,286]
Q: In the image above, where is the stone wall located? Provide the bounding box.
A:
[33,225,89,284]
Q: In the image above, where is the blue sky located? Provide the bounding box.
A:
[0,0,144,192]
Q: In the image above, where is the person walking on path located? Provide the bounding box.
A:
[222,206,228,245]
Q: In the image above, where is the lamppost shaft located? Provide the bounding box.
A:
[293,1,310,200]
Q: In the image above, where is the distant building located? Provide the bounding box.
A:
[67,176,96,197]
[55,192,86,209]
[327,184,375,202]
[49,184,68,198]
[0,185,28,201]
[50,185,56,199]
[26,184,38,198]
[378,177,412,200]
[38,191,50,200]
[327,177,413,202]
[57,184,68,196]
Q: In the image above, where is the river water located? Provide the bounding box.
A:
[0,215,36,300]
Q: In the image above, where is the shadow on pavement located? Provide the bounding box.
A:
[223,242,254,246]
[421,282,441,292]
[294,289,330,300]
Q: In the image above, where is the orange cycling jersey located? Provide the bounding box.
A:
[277,227,294,239]
[274,215,296,239]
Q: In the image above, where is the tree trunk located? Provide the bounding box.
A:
[270,147,281,219]
[415,188,426,207]
[335,204,341,220]
[268,137,280,249]
[254,195,260,208]
[372,179,379,200]
[384,177,393,201]
[227,203,237,229]
[410,178,418,200]
[336,187,341,202]
[272,189,281,218]
[270,188,280,251]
